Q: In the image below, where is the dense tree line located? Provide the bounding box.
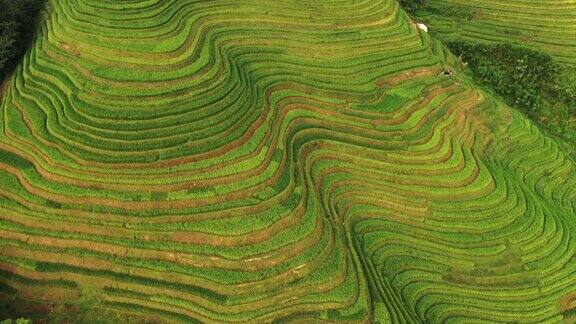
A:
[0,0,45,81]
[398,0,427,14]
[446,42,558,113]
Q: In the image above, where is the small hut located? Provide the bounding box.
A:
[417,23,428,33]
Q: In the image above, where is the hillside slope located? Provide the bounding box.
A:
[411,0,576,176]
[416,0,576,64]
[0,0,575,322]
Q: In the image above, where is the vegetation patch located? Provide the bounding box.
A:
[0,0,575,322]
[398,0,427,14]
[0,0,45,82]
[445,40,576,157]
[424,3,476,20]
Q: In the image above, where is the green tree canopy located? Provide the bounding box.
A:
[0,0,45,80]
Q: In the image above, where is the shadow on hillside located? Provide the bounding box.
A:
[0,0,47,84]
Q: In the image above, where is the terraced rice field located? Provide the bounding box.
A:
[419,0,576,64]
[0,0,576,322]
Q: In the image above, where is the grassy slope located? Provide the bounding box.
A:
[0,0,575,322]
[413,0,576,64]
[413,0,576,161]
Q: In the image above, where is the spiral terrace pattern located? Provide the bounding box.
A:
[0,0,576,322]
[422,0,576,64]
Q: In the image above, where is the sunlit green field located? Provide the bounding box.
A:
[0,0,575,322]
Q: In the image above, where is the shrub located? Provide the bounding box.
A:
[398,0,427,14]
[445,41,557,115]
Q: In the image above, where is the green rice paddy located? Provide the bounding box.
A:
[0,0,575,322]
